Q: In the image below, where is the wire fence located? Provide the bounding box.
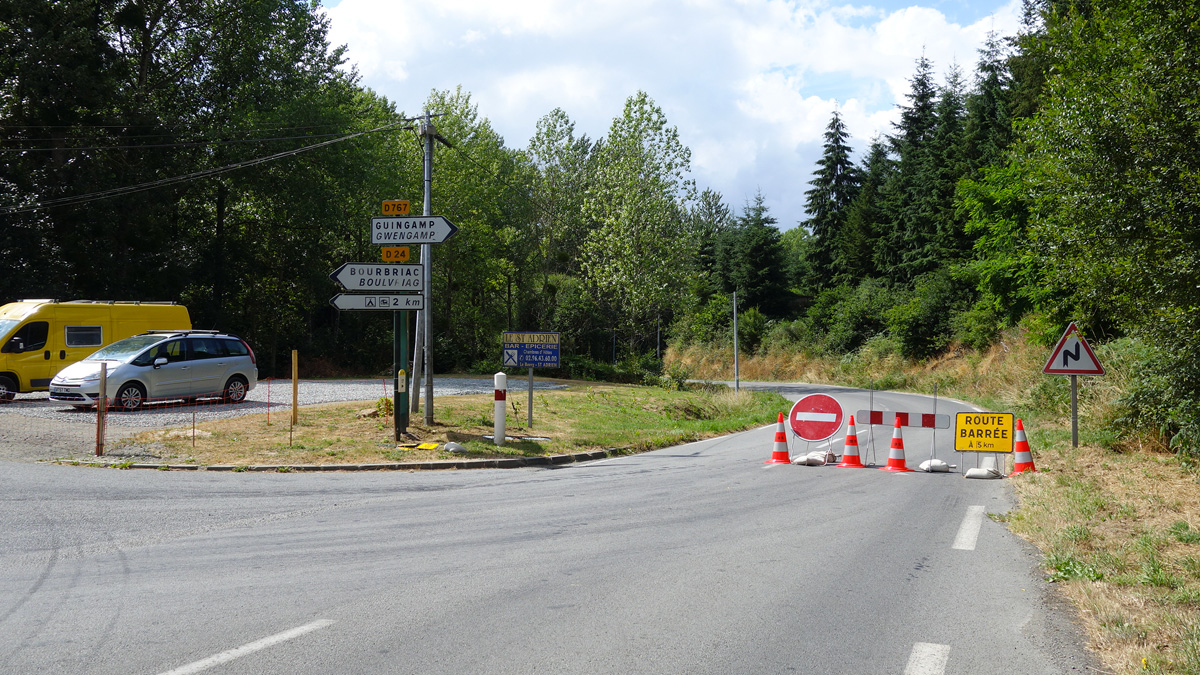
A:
[0,377,397,464]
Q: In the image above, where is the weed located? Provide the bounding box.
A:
[1170,521,1200,544]
[1046,553,1104,582]
[276,466,292,473]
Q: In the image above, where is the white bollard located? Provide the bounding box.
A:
[494,372,507,446]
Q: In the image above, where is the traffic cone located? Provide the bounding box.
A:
[836,415,865,468]
[879,417,914,472]
[765,412,791,464]
[1009,418,1037,475]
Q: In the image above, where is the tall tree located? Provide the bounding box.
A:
[580,91,697,338]
[1012,0,1200,451]
[713,192,789,316]
[876,54,939,282]
[802,110,860,286]
[926,64,970,264]
[833,138,892,285]
[962,32,1013,175]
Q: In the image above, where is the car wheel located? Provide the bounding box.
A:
[0,375,15,403]
[115,382,147,410]
[222,375,248,403]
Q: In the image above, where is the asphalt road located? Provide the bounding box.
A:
[0,383,1099,674]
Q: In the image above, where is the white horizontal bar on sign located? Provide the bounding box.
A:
[856,410,951,429]
[794,412,838,422]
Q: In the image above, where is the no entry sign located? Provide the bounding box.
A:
[789,394,844,442]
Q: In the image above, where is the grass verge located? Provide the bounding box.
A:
[113,382,789,468]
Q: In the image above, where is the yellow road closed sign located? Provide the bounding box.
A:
[955,412,1015,453]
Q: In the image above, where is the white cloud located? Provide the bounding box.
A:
[322,0,1023,226]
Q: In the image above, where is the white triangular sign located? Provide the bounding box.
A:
[1043,322,1104,375]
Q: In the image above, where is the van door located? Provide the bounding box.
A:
[58,324,104,380]
[1,321,52,389]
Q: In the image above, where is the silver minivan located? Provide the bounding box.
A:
[48,330,257,410]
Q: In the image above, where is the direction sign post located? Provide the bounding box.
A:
[1043,322,1105,447]
[370,216,458,245]
[789,394,844,449]
[329,294,424,311]
[329,263,424,291]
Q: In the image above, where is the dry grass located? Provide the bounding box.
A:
[112,383,788,468]
[670,327,1200,674]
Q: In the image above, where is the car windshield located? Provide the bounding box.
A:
[0,319,18,341]
[86,335,169,361]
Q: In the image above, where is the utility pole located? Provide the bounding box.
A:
[421,111,435,425]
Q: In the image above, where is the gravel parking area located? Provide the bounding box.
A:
[0,376,567,463]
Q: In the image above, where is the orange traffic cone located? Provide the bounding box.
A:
[765,412,791,464]
[879,417,914,472]
[836,415,865,468]
[1009,418,1037,475]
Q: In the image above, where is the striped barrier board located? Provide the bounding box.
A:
[856,410,951,429]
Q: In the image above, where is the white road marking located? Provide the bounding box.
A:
[904,642,950,675]
[952,505,986,551]
[157,619,334,675]
[794,412,837,422]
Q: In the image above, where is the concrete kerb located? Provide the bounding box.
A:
[52,449,613,472]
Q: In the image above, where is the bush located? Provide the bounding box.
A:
[885,270,973,360]
[736,307,771,354]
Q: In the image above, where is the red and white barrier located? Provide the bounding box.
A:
[856,410,950,429]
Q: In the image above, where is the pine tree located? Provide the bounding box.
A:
[876,55,939,282]
[926,65,970,265]
[833,138,892,285]
[802,110,860,287]
[962,32,1013,175]
[716,192,789,317]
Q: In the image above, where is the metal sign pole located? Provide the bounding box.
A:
[422,111,435,425]
[733,291,739,392]
[394,310,409,439]
[1070,374,1078,447]
[930,383,938,463]
[528,367,534,428]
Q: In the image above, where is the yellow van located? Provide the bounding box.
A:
[0,300,191,400]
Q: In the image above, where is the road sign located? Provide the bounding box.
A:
[501,332,560,368]
[370,216,458,244]
[1043,322,1104,375]
[329,263,423,291]
[789,394,843,442]
[329,294,425,311]
[381,246,410,262]
[382,200,410,215]
[954,412,1015,453]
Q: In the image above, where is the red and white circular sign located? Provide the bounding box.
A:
[789,394,844,442]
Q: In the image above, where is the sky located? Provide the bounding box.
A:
[320,0,1023,230]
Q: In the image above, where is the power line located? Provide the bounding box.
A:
[0,120,417,215]
[0,130,363,153]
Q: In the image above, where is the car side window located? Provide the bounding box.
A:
[188,337,224,359]
[143,339,186,364]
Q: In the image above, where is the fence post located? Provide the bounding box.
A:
[291,350,298,426]
[95,362,107,456]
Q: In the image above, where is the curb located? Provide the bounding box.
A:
[55,449,613,473]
